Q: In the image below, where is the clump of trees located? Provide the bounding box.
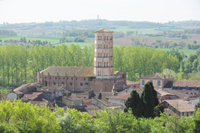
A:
[124,82,164,118]
[113,46,180,81]
[0,30,17,36]
[62,29,95,38]
[0,44,94,87]
[0,99,200,133]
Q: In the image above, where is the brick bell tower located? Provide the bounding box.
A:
[94,29,114,79]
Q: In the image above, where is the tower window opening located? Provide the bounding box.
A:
[107,36,108,40]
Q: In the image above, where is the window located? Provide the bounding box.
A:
[53,82,56,85]
[76,78,77,80]
[158,81,160,86]
[100,71,101,76]
[50,77,51,79]
[142,80,145,85]
[80,83,83,86]
[71,78,73,80]
[55,77,57,79]
[45,77,46,79]
[98,36,102,40]
[63,77,65,79]
[107,62,108,67]
[150,80,152,82]
[62,82,64,85]
[70,82,72,86]
[107,36,108,40]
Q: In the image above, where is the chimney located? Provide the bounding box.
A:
[10,87,14,92]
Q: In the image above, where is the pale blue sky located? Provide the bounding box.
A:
[0,0,200,24]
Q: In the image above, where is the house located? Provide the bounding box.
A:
[22,92,43,102]
[92,97,122,109]
[126,80,140,88]
[187,98,200,106]
[117,87,143,96]
[164,89,193,100]
[107,94,130,106]
[155,89,178,101]
[172,80,200,90]
[13,83,37,98]
[6,87,19,101]
[37,86,63,101]
[140,74,173,89]
[162,99,195,117]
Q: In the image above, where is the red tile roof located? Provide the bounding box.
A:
[140,74,172,80]
[40,66,95,77]
[108,94,130,100]
[173,80,200,87]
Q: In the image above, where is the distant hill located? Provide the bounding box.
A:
[0,19,199,36]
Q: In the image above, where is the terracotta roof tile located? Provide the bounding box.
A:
[164,89,190,100]
[163,99,195,112]
[40,66,95,77]
[173,80,200,87]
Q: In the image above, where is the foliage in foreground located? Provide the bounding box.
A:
[0,100,200,133]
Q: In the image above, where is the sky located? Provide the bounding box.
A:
[0,0,200,24]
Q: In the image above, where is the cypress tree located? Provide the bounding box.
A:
[124,90,143,118]
[141,82,159,118]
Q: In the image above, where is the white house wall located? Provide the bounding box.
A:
[7,92,18,101]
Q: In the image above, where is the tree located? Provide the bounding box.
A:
[162,68,177,81]
[196,50,200,56]
[154,104,164,117]
[124,90,143,118]
[181,33,187,39]
[141,82,159,118]
[195,102,200,111]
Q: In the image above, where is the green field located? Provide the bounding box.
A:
[0,35,61,44]
[109,26,162,34]
[157,48,196,56]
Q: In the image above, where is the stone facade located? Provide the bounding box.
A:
[139,74,173,89]
[36,29,126,93]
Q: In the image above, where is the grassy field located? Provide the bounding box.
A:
[157,48,197,56]
[0,35,61,44]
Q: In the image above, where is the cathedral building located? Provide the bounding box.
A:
[37,29,126,93]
